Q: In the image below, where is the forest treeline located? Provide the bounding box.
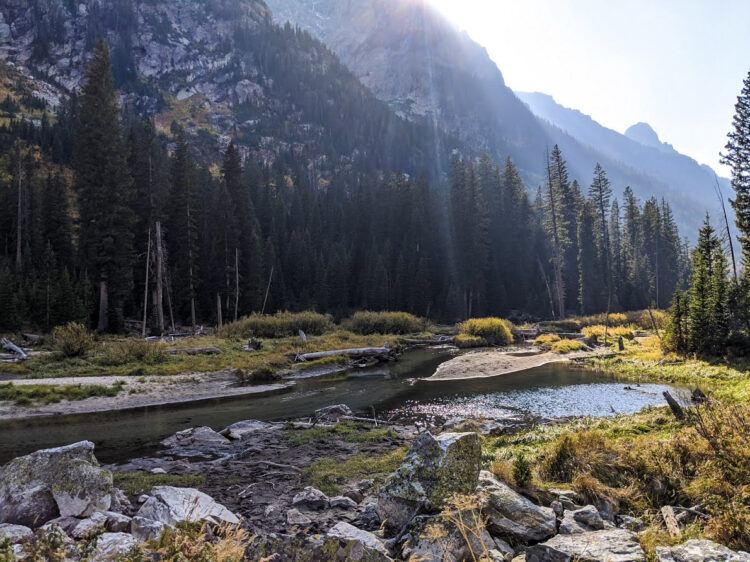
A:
[0,43,689,332]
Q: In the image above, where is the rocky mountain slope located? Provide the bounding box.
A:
[267,0,727,236]
[517,92,729,220]
[0,0,454,177]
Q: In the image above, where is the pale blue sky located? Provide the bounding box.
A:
[429,0,750,174]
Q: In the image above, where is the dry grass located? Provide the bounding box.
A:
[457,317,513,346]
[219,311,333,339]
[551,339,585,354]
[343,311,426,335]
[581,324,636,344]
[534,333,561,349]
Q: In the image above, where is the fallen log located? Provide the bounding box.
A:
[168,346,221,356]
[0,338,28,360]
[296,346,393,362]
[661,506,681,538]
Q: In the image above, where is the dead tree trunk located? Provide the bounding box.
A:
[142,228,151,337]
[234,247,239,322]
[216,292,223,329]
[155,221,165,334]
[663,391,685,420]
[15,144,22,272]
[97,279,109,332]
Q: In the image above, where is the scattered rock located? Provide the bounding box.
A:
[377,432,481,530]
[358,501,381,530]
[0,441,113,527]
[327,521,391,560]
[160,426,230,449]
[330,496,359,509]
[344,489,365,504]
[655,539,750,562]
[551,501,564,518]
[40,516,79,535]
[136,486,240,526]
[478,470,556,544]
[292,486,329,510]
[0,523,33,543]
[101,511,132,533]
[137,494,149,504]
[92,532,139,561]
[526,529,645,562]
[572,505,604,529]
[150,467,167,474]
[70,511,108,539]
[286,509,312,527]
[314,404,353,420]
[109,488,132,513]
[617,514,645,532]
[558,511,590,535]
[493,537,516,561]
[130,516,166,541]
[220,419,279,439]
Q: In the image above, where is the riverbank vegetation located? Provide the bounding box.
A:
[0,380,124,405]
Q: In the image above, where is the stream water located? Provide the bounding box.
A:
[0,348,678,464]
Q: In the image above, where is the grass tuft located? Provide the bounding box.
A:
[343,311,426,335]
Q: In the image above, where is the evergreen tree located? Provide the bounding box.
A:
[543,151,569,318]
[73,40,134,331]
[721,68,750,266]
[589,164,612,308]
[577,201,599,314]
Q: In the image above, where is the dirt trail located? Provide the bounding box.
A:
[426,347,601,381]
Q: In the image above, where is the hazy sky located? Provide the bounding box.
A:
[429,0,750,174]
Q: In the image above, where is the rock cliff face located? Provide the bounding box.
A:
[0,0,451,174]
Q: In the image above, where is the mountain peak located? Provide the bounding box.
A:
[624,122,661,148]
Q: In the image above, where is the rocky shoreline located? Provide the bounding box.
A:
[1,404,747,561]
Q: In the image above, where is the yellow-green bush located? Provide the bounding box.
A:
[551,339,585,354]
[96,339,167,366]
[52,322,95,357]
[581,324,635,344]
[457,317,513,346]
[454,333,486,348]
[343,311,426,335]
[219,311,333,339]
[534,333,561,349]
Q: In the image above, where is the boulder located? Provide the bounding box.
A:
[40,516,79,535]
[330,496,359,509]
[220,419,279,439]
[136,486,240,526]
[109,488,132,513]
[327,521,391,561]
[92,532,139,561]
[526,529,645,562]
[403,515,495,562]
[377,432,481,530]
[617,515,645,532]
[286,509,312,527]
[70,511,108,539]
[101,511,132,533]
[0,441,113,527]
[160,426,230,448]
[655,539,750,562]
[477,471,556,544]
[559,505,605,534]
[292,486,329,510]
[314,404,353,420]
[130,516,166,541]
[0,523,33,543]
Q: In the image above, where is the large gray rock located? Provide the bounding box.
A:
[160,426,231,448]
[136,486,240,526]
[404,515,496,562]
[70,511,108,539]
[655,540,750,562]
[377,432,481,530]
[558,505,606,534]
[0,441,113,528]
[292,486,329,510]
[220,419,280,439]
[526,529,645,562]
[327,521,392,561]
[130,516,166,541]
[478,471,556,544]
[0,523,33,543]
[91,532,139,561]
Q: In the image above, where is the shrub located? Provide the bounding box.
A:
[534,333,561,349]
[457,317,513,346]
[52,322,95,357]
[219,311,333,339]
[454,334,486,348]
[343,311,426,335]
[551,339,585,354]
[96,339,167,366]
[513,453,533,488]
[581,324,635,344]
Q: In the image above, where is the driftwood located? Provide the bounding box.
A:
[663,391,685,420]
[1,338,28,360]
[341,415,397,426]
[21,333,42,344]
[661,505,681,537]
[401,335,454,346]
[296,346,393,362]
